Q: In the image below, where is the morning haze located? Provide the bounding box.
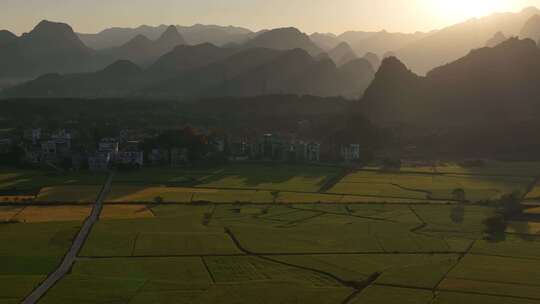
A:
[3,1,540,304]
[1,0,539,35]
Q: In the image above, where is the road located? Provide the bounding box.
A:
[22,172,114,304]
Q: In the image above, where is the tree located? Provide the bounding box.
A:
[154,196,164,204]
[483,214,507,240]
[450,204,465,224]
[499,191,523,218]
[452,188,466,202]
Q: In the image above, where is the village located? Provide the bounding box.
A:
[0,126,363,171]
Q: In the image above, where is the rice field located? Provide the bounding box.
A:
[328,170,532,202]
[3,161,540,303]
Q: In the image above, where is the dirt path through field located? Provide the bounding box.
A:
[22,171,114,304]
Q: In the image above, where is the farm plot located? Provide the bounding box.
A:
[434,291,540,304]
[35,185,102,203]
[0,220,82,302]
[0,168,106,192]
[328,171,531,202]
[12,206,91,223]
[113,167,222,185]
[41,256,351,304]
[81,206,239,257]
[197,164,342,192]
[440,254,540,300]
[366,161,540,177]
[470,235,540,260]
[227,215,457,254]
[350,285,434,304]
[272,254,458,289]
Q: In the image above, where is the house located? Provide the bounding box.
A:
[0,139,12,154]
[88,152,111,171]
[116,151,144,167]
[306,142,321,162]
[24,128,41,145]
[149,148,169,165]
[340,144,361,162]
[98,138,119,155]
[40,140,58,162]
[51,129,72,149]
[170,148,189,167]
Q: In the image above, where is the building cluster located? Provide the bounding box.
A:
[0,128,363,170]
[227,133,361,163]
[8,128,145,171]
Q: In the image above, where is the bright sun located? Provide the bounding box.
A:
[428,0,514,22]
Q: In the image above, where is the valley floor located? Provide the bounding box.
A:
[1,162,540,303]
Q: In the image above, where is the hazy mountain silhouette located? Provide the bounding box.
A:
[4,46,374,99]
[79,24,253,49]
[148,43,236,75]
[328,42,358,66]
[0,20,96,78]
[339,30,427,58]
[100,25,186,66]
[486,31,507,47]
[396,7,540,74]
[363,52,381,70]
[363,38,540,125]
[310,33,341,51]
[0,30,17,46]
[243,27,323,56]
[520,15,540,42]
[3,60,149,98]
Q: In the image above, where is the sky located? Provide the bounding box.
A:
[1,0,540,35]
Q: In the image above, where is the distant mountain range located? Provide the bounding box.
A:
[3,41,375,99]
[78,24,255,49]
[3,7,540,93]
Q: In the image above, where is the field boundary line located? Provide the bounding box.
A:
[318,168,351,193]
[431,239,476,297]
[200,257,217,283]
[22,171,114,304]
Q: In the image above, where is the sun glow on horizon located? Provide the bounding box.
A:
[426,0,516,23]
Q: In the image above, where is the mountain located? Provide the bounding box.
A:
[79,24,254,49]
[101,25,186,66]
[148,43,236,75]
[363,38,540,126]
[328,42,358,66]
[339,30,427,57]
[177,24,254,45]
[520,15,540,41]
[310,33,341,51]
[2,60,148,98]
[4,46,374,100]
[0,20,96,78]
[395,7,540,74]
[363,52,381,70]
[0,30,17,46]
[243,27,323,56]
[486,31,507,47]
